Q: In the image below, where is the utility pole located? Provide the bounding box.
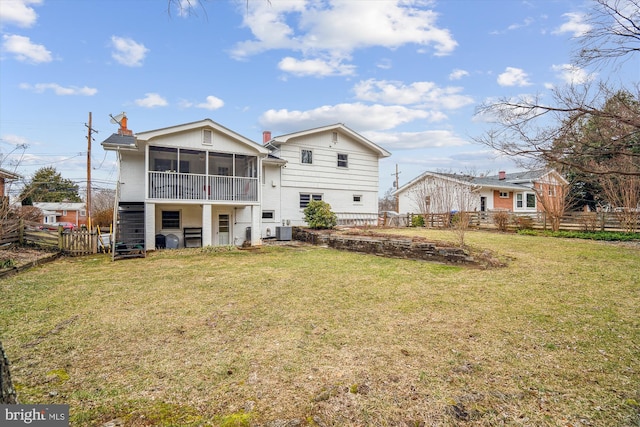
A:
[85,112,97,229]
[393,164,400,213]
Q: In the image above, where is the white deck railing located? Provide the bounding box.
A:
[148,172,258,202]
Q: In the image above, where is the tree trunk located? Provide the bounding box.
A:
[0,340,18,404]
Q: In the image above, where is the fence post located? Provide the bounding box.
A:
[58,227,64,251]
[18,219,24,245]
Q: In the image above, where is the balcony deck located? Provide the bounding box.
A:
[148,171,258,202]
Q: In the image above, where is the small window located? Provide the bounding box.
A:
[353,195,362,203]
[516,194,523,208]
[203,129,213,145]
[499,192,509,198]
[301,149,313,164]
[337,153,348,168]
[300,193,322,208]
[62,210,67,216]
[262,211,275,220]
[80,209,87,217]
[162,210,180,229]
[332,131,338,143]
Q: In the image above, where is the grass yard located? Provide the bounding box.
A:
[0,230,638,426]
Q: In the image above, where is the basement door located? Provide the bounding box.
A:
[218,213,230,245]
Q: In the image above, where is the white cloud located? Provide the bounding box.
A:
[448,69,469,80]
[497,67,532,87]
[553,12,591,37]
[2,34,51,63]
[0,0,41,28]
[196,95,224,110]
[353,79,474,110]
[362,129,469,150]
[232,0,457,75]
[551,63,596,85]
[19,83,97,96]
[260,103,439,133]
[278,56,356,77]
[135,93,168,108]
[111,36,148,67]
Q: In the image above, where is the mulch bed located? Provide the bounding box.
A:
[0,245,62,279]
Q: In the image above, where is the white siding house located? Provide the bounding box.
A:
[263,124,391,227]
[102,119,390,253]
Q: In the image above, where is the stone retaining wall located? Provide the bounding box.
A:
[293,228,477,265]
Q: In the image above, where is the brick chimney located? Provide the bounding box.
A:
[262,131,272,144]
[498,171,506,180]
[118,115,133,136]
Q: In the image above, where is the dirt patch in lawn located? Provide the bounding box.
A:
[0,245,60,277]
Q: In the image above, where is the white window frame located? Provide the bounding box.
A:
[299,193,322,208]
[332,131,338,143]
[301,149,313,165]
[337,153,348,168]
[202,129,213,145]
[161,210,181,229]
[499,191,509,198]
[262,210,275,221]
[353,194,362,203]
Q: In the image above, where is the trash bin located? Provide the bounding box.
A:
[155,234,166,249]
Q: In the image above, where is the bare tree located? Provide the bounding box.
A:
[597,156,640,231]
[532,177,571,232]
[474,0,640,177]
[575,0,640,69]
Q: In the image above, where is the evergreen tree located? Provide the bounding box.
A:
[20,167,82,205]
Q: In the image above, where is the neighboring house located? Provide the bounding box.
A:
[262,124,391,231]
[101,118,389,252]
[0,168,21,197]
[395,169,567,214]
[33,202,87,227]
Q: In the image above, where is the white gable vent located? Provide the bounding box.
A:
[203,129,213,145]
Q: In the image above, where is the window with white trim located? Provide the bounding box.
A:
[161,210,180,229]
[499,191,509,198]
[300,193,322,208]
[353,195,362,203]
[203,129,213,145]
[337,153,348,168]
[516,193,536,209]
[262,211,275,220]
[332,131,338,143]
[301,149,313,164]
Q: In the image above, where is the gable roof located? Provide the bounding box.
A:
[33,202,86,211]
[394,169,566,196]
[135,118,270,155]
[0,168,22,181]
[268,123,391,158]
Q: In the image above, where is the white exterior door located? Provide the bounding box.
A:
[218,213,230,245]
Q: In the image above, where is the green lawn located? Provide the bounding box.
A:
[1,230,638,426]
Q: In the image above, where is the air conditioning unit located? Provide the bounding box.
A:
[276,226,292,241]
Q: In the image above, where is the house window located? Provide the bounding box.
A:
[548,187,555,197]
[301,149,313,164]
[499,192,509,198]
[161,210,180,229]
[80,209,86,217]
[337,153,348,168]
[203,129,213,145]
[353,195,362,203]
[332,132,338,143]
[299,193,322,208]
[262,211,275,220]
[516,193,536,209]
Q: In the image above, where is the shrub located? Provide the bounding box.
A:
[411,215,425,227]
[512,215,534,230]
[303,200,337,229]
[493,211,510,232]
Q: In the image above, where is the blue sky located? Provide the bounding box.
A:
[1,0,637,197]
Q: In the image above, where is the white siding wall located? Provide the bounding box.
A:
[278,130,380,224]
[147,129,259,155]
[119,151,145,202]
[261,163,283,236]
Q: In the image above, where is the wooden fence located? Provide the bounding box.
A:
[0,220,110,256]
[397,211,639,233]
